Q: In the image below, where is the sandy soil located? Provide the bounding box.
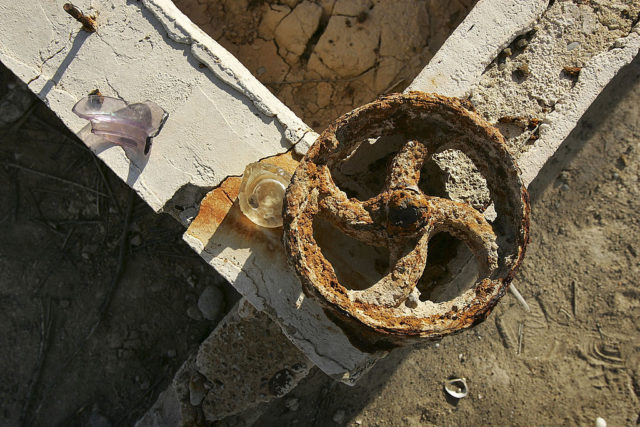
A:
[1,0,639,425]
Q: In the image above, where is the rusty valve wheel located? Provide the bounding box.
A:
[283,92,530,347]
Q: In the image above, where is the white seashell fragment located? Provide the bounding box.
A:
[444,377,468,399]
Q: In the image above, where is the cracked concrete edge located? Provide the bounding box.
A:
[141,0,317,151]
[179,151,381,384]
[519,25,640,187]
[406,0,549,96]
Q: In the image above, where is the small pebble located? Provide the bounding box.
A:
[513,63,529,80]
[186,305,203,321]
[567,41,580,51]
[285,397,300,411]
[595,417,606,427]
[88,410,111,427]
[189,374,207,406]
[560,183,570,191]
[332,409,346,424]
[515,38,528,49]
[130,234,142,246]
[197,286,225,321]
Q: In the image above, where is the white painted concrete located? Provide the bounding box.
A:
[519,24,640,186]
[0,0,314,212]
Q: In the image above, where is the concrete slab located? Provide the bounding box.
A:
[0,0,314,212]
[2,0,638,392]
[407,0,549,96]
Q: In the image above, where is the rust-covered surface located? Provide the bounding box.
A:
[187,150,300,240]
[283,92,530,346]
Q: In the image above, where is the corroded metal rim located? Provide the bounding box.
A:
[283,92,530,342]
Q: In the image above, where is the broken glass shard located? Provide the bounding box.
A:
[72,95,168,154]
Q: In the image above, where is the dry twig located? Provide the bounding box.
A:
[6,162,109,197]
[20,299,54,426]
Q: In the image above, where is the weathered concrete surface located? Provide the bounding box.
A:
[409,0,640,186]
[183,150,383,383]
[407,0,549,96]
[0,0,315,213]
[135,299,312,425]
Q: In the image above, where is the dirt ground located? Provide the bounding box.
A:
[0,64,237,425]
[1,0,640,425]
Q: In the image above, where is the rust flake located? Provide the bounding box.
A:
[187,150,302,246]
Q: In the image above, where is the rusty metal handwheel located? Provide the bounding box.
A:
[283,92,529,347]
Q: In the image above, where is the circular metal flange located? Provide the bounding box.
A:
[283,92,530,345]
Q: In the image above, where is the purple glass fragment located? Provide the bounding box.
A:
[72,95,168,154]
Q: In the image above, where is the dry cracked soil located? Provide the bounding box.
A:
[1,0,640,426]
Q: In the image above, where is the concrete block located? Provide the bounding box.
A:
[0,0,314,212]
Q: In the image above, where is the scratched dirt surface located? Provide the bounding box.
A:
[0,63,237,425]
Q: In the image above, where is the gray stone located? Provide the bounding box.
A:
[197,286,224,321]
[332,409,346,424]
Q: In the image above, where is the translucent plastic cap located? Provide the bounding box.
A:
[238,162,292,228]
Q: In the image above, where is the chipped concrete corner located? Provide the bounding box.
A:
[460,0,640,185]
[140,0,315,149]
[407,0,550,97]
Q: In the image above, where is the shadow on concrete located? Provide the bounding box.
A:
[37,30,90,99]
